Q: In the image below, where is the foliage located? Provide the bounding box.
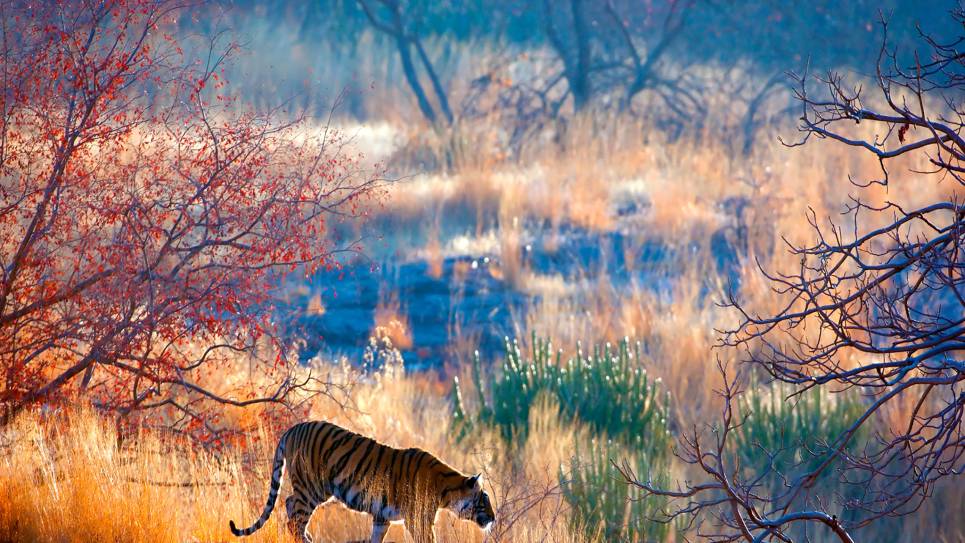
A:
[733,383,868,513]
[562,438,671,543]
[453,335,675,540]
[0,0,377,443]
[453,335,672,452]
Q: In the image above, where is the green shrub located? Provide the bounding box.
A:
[452,334,672,455]
[561,438,671,543]
[452,334,676,541]
[733,382,868,516]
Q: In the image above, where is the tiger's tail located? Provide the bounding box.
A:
[229,432,288,537]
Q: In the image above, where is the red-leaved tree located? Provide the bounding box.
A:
[0,0,378,443]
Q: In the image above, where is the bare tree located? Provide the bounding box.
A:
[739,70,786,156]
[603,0,694,112]
[357,0,453,126]
[456,0,700,152]
[619,362,859,543]
[541,0,594,112]
[540,0,696,115]
[621,9,964,541]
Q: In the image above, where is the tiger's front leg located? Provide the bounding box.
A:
[370,517,390,543]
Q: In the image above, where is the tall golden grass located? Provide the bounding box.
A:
[0,341,589,543]
[3,363,962,542]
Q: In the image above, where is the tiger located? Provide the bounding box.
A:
[229,420,495,543]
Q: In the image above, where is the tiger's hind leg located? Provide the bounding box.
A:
[285,493,320,543]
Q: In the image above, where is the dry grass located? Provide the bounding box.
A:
[2,352,962,543]
[0,354,586,543]
[0,408,275,543]
[373,294,414,352]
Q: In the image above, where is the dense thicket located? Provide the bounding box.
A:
[217,0,955,79]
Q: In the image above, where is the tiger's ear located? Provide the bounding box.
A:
[466,473,483,488]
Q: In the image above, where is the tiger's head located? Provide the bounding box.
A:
[447,474,495,530]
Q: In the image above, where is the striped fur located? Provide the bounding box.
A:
[229,421,495,543]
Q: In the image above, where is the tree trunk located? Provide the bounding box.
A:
[569,0,591,111]
[394,32,438,125]
[413,37,453,124]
